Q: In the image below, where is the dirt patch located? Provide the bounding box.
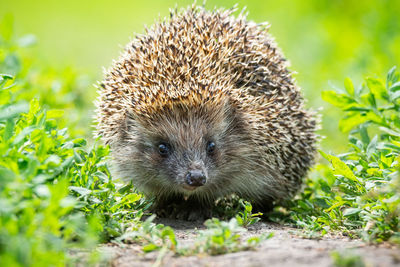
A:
[100,219,400,267]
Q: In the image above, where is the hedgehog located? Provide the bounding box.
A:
[95,5,318,220]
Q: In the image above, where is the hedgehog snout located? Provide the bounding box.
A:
[185,169,207,187]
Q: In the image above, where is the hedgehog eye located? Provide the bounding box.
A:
[158,142,171,157]
[206,141,216,155]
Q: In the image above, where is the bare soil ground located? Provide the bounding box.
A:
[99,219,400,267]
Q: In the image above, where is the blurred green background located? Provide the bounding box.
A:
[1,0,400,152]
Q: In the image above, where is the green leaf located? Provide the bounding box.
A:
[344,106,370,112]
[28,98,40,116]
[320,151,358,182]
[344,77,354,96]
[325,200,346,212]
[0,102,29,121]
[343,208,362,217]
[11,125,36,145]
[389,81,400,92]
[73,150,83,163]
[69,186,92,196]
[382,195,399,203]
[47,109,64,119]
[322,90,356,108]
[390,90,400,101]
[161,227,177,246]
[387,66,398,86]
[340,111,383,133]
[366,77,388,99]
[44,155,61,167]
[0,166,15,185]
[3,118,15,141]
[366,93,377,108]
[379,126,400,137]
[359,125,370,144]
[339,113,369,132]
[366,135,377,158]
[320,181,332,193]
[73,138,87,147]
[0,73,14,82]
[143,244,160,252]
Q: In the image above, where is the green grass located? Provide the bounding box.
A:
[1,11,400,266]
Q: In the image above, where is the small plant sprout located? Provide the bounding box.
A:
[236,200,263,227]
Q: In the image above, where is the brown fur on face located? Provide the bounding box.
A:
[95,5,319,216]
[113,96,256,205]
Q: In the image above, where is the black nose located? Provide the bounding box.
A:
[185,170,206,187]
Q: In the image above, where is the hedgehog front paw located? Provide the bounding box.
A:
[152,198,212,221]
[173,206,212,221]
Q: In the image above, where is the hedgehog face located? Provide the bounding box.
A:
[133,106,225,193]
[117,100,249,198]
[145,130,216,192]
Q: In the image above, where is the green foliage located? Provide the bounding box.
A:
[1,23,98,265]
[191,218,272,256]
[115,215,271,257]
[331,251,365,267]
[0,68,153,266]
[68,145,150,242]
[281,66,400,244]
[0,95,99,266]
[0,16,95,137]
[115,215,178,253]
[322,66,400,134]
[0,25,150,265]
[235,200,263,227]
[2,7,400,266]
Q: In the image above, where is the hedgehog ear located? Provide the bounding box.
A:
[123,111,134,129]
[119,111,144,140]
[223,98,238,119]
[221,99,239,129]
[222,99,247,135]
[123,110,163,140]
[116,112,132,142]
[125,110,149,129]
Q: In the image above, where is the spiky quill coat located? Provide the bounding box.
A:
[95,6,318,208]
